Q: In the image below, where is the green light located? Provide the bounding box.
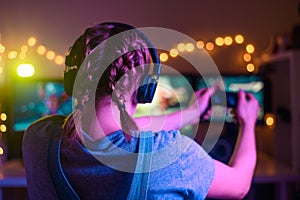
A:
[17,63,35,77]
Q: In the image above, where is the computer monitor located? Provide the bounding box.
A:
[134,74,196,136]
[196,74,264,123]
[13,79,73,132]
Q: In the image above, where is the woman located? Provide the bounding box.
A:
[23,22,259,200]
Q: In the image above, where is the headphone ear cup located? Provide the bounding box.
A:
[137,75,158,103]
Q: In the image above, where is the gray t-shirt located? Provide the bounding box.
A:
[23,115,215,200]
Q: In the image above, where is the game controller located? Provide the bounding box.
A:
[211,90,238,108]
[200,90,238,120]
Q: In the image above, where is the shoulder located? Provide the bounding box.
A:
[22,115,67,199]
[152,129,213,165]
[152,129,203,153]
[26,115,66,129]
[22,115,66,147]
[25,115,66,133]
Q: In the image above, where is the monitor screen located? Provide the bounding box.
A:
[134,74,196,136]
[196,74,264,123]
[13,80,73,132]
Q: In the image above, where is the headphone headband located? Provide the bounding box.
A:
[64,22,161,104]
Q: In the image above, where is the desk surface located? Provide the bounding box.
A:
[0,153,299,187]
[0,159,26,187]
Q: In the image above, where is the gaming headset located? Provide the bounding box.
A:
[64,22,161,104]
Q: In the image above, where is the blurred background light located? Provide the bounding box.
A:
[215,37,224,46]
[27,37,37,47]
[205,42,215,51]
[246,44,255,53]
[159,52,169,62]
[224,36,233,45]
[235,34,244,44]
[17,63,35,77]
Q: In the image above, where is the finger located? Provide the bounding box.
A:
[208,86,215,96]
[246,92,255,100]
[238,89,246,103]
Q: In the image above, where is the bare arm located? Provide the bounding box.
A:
[134,88,214,132]
[207,90,259,199]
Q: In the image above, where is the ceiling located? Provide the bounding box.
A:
[0,0,299,78]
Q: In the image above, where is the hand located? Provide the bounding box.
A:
[188,87,215,123]
[236,90,259,127]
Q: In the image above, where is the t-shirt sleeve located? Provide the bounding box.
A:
[149,130,215,199]
[179,134,215,199]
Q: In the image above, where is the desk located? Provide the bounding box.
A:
[0,160,27,200]
[252,152,300,200]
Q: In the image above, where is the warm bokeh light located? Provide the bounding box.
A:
[196,40,205,49]
[224,36,233,45]
[0,113,7,121]
[205,42,214,51]
[246,63,255,72]
[0,124,6,133]
[0,44,5,53]
[8,51,17,59]
[235,35,244,44]
[246,44,255,53]
[54,55,64,65]
[0,146,3,155]
[170,48,179,57]
[177,43,185,52]
[185,43,195,52]
[46,51,55,60]
[19,52,26,60]
[27,37,37,46]
[0,67,3,75]
[243,53,252,62]
[17,63,35,77]
[215,37,224,46]
[265,113,275,127]
[159,52,168,62]
[37,45,46,55]
[21,45,28,53]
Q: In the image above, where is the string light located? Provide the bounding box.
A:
[8,51,17,59]
[224,36,233,46]
[54,56,64,65]
[46,50,55,60]
[159,53,168,62]
[170,34,254,72]
[196,40,205,49]
[0,124,6,133]
[37,45,46,55]
[21,45,28,53]
[27,37,37,46]
[246,63,255,72]
[1,34,255,71]
[265,113,275,127]
[205,42,215,51]
[2,36,64,66]
[0,146,3,155]
[0,44,5,53]
[235,35,244,44]
[177,43,185,52]
[215,37,224,46]
[243,53,252,62]
[185,43,195,52]
[246,44,255,53]
[170,48,179,58]
[0,113,7,121]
